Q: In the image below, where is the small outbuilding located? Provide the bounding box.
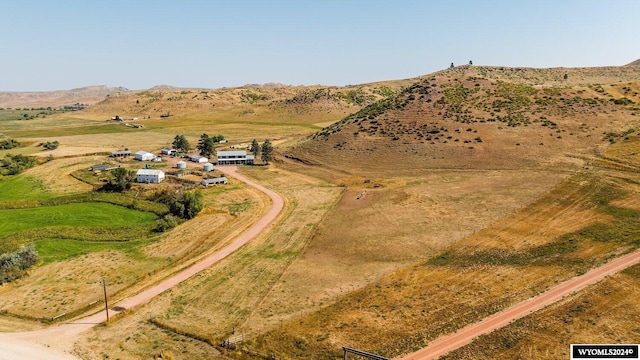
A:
[161,148,177,156]
[110,150,131,158]
[176,160,187,169]
[190,155,208,163]
[89,164,109,171]
[136,169,165,183]
[135,151,156,161]
[201,177,228,186]
[203,163,214,172]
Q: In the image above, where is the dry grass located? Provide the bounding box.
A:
[4,64,640,359]
[21,156,103,194]
[242,163,640,359]
[0,250,165,319]
[441,264,640,360]
[74,166,343,359]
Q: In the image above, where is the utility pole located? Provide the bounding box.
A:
[101,276,109,322]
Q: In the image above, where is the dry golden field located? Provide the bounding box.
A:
[1,64,640,359]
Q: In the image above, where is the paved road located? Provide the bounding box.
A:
[398,249,640,360]
[0,166,284,360]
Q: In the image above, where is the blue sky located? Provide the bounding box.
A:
[1,0,639,91]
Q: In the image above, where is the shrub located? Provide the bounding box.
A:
[0,244,39,284]
[0,138,20,150]
[0,154,37,175]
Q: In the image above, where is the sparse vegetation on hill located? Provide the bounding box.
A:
[285,65,640,175]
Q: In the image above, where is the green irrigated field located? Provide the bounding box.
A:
[35,238,150,265]
[0,175,51,201]
[0,202,157,237]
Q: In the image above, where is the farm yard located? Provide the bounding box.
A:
[1,64,640,359]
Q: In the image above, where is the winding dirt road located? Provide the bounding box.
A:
[0,166,284,360]
[398,249,640,360]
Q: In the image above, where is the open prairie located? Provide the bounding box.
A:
[1,64,640,359]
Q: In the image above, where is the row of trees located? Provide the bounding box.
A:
[250,138,274,163]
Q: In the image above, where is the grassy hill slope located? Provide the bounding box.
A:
[283,65,640,176]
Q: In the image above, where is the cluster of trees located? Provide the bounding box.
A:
[100,167,136,192]
[0,244,39,285]
[150,188,204,232]
[1,154,37,175]
[197,133,225,157]
[0,138,20,150]
[250,139,274,164]
[261,139,273,164]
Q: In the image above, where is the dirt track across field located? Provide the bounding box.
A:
[398,249,640,360]
[0,166,284,360]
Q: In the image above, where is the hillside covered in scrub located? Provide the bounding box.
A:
[283,65,640,176]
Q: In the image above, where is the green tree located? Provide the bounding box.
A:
[172,134,190,153]
[197,133,214,157]
[103,167,135,192]
[183,189,204,219]
[251,139,260,157]
[261,139,273,164]
[211,134,225,143]
[150,188,203,220]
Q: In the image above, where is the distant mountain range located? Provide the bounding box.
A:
[1,59,638,109]
[0,85,130,109]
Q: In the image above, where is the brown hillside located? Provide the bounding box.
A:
[0,85,130,109]
[625,59,640,66]
[283,66,640,176]
[77,81,414,123]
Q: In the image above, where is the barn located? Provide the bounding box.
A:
[190,155,208,163]
[135,151,156,161]
[136,169,165,183]
[201,177,228,186]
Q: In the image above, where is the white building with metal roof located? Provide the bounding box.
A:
[216,150,254,165]
[136,169,165,183]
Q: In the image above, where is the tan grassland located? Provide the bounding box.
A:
[1,64,640,359]
[440,263,640,360]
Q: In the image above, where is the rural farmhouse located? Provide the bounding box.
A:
[216,150,254,165]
